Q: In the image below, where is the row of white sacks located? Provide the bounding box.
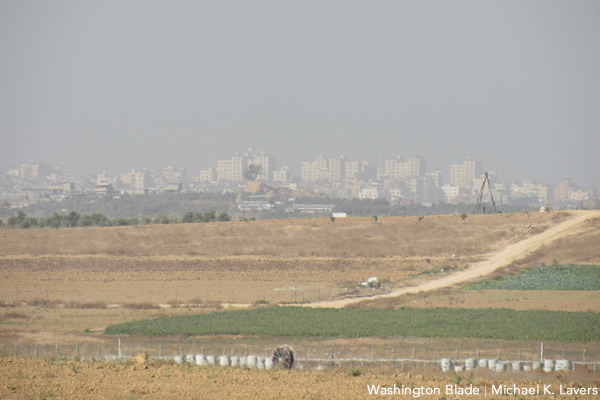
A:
[174,354,276,369]
[441,358,572,373]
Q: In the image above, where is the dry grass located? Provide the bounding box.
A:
[0,213,561,258]
[0,213,567,307]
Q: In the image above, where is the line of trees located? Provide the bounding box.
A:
[1,210,231,229]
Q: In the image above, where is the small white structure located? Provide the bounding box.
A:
[511,361,522,371]
[185,354,195,363]
[495,362,505,373]
[206,355,217,366]
[361,277,381,288]
[332,212,347,218]
[264,357,273,370]
[174,355,184,365]
[440,358,452,372]
[246,355,257,368]
[239,356,247,367]
[195,354,206,366]
[531,361,542,370]
[543,359,555,373]
[555,359,571,371]
[487,359,498,370]
[478,359,488,368]
[257,357,265,370]
[218,355,230,367]
[454,365,465,372]
[465,358,476,370]
[230,356,240,367]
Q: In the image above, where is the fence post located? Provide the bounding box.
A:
[477,348,480,360]
[583,349,586,363]
[413,347,417,368]
[56,343,59,358]
[540,342,544,362]
[392,348,395,370]
[34,344,38,359]
[330,346,335,369]
[159,343,163,358]
[118,338,122,360]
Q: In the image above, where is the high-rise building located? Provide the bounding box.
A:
[384,155,426,180]
[328,156,345,183]
[217,148,272,182]
[198,167,217,183]
[450,158,481,189]
[301,155,328,183]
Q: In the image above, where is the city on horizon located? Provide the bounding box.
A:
[1,147,597,213]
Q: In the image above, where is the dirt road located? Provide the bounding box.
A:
[306,210,600,308]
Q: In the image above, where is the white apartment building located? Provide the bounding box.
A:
[570,189,589,202]
[301,155,328,183]
[328,156,345,183]
[162,165,186,184]
[450,158,481,189]
[510,181,549,203]
[441,184,460,202]
[198,167,217,183]
[272,166,291,183]
[215,148,273,182]
[384,155,426,180]
[358,187,379,200]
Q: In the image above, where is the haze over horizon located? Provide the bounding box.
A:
[1,1,599,186]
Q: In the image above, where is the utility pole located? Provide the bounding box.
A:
[474,172,497,214]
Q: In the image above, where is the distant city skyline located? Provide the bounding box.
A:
[3,149,595,190]
[2,1,599,187]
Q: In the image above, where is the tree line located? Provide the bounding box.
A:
[0,210,231,229]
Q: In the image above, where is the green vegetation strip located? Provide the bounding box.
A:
[104,307,600,342]
[465,264,600,291]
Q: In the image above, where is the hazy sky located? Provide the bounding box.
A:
[1,1,599,186]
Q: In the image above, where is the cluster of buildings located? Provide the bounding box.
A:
[1,149,598,210]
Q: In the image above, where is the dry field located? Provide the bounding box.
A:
[1,211,600,398]
[1,357,599,400]
[351,212,600,311]
[0,212,568,307]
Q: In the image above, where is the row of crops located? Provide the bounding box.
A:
[105,307,600,342]
[464,264,600,291]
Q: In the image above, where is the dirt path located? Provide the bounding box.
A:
[306,210,600,308]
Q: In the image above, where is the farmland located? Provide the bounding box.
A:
[0,212,575,307]
[104,307,600,341]
[1,210,600,396]
[464,264,600,291]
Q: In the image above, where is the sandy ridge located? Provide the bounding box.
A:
[305,210,600,308]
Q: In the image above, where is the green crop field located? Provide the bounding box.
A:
[104,307,600,342]
[465,264,600,291]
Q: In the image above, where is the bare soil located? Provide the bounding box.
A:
[1,358,599,400]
